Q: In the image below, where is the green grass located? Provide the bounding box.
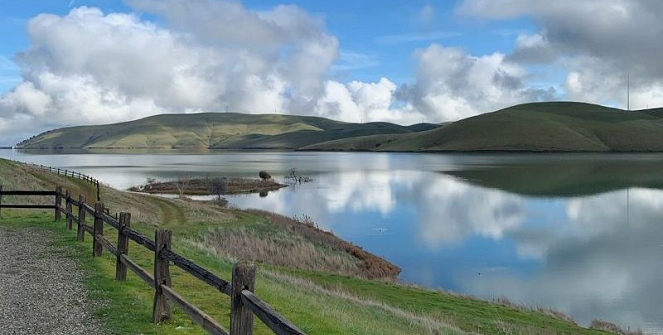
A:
[18,101,663,152]
[16,113,429,150]
[303,102,663,152]
[0,158,623,335]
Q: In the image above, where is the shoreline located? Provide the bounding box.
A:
[16,146,663,154]
[0,157,641,334]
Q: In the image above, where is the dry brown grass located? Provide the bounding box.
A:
[590,320,643,335]
[0,160,234,227]
[203,227,366,276]
[246,210,401,279]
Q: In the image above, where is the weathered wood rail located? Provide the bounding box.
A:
[0,186,306,335]
[4,159,101,201]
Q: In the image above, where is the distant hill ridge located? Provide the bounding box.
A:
[18,102,663,152]
[303,102,663,152]
[16,112,438,150]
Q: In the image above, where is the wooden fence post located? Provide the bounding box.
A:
[54,186,62,221]
[96,180,100,201]
[77,194,86,242]
[93,202,104,257]
[65,190,73,230]
[231,261,256,335]
[116,212,131,281]
[0,184,3,219]
[153,229,173,323]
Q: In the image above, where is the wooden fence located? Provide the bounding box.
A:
[4,159,101,201]
[0,186,306,335]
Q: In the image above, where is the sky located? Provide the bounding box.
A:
[0,0,661,145]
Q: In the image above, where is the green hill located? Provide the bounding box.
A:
[304,102,663,152]
[18,102,663,152]
[16,113,436,150]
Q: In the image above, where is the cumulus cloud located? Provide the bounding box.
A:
[458,0,663,109]
[508,33,558,64]
[316,78,424,124]
[0,0,573,145]
[1,1,430,144]
[399,44,554,121]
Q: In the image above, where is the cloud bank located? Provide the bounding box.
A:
[458,0,663,109]
[0,0,559,145]
[4,0,663,145]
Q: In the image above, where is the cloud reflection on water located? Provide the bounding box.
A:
[4,150,663,332]
[231,172,663,331]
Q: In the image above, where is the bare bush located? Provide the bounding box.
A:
[174,176,189,197]
[210,177,228,199]
[284,167,313,184]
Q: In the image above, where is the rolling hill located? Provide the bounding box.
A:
[303,102,663,152]
[16,112,439,150]
[17,102,663,152]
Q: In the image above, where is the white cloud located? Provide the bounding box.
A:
[508,33,558,64]
[399,44,552,121]
[316,78,424,124]
[458,0,663,110]
[4,1,482,145]
[0,2,341,144]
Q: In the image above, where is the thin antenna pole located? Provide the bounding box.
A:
[627,73,630,111]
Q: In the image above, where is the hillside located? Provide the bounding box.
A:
[304,102,663,152]
[19,102,663,152]
[16,112,439,150]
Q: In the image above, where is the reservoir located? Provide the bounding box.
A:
[1,149,660,333]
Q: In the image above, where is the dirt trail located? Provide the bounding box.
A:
[152,196,187,225]
[0,228,106,335]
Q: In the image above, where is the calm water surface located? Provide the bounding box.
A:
[2,149,662,333]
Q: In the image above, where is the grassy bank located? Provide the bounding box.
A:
[0,158,627,335]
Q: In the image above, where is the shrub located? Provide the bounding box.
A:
[259,171,271,180]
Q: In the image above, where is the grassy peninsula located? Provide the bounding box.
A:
[129,177,287,196]
[0,158,633,334]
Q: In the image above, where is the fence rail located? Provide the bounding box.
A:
[4,159,101,201]
[0,186,306,335]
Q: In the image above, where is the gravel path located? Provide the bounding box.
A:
[0,228,107,335]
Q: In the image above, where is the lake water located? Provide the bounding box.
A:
[2,149,662,333]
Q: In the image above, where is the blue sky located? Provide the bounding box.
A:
[0,0,660,145]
